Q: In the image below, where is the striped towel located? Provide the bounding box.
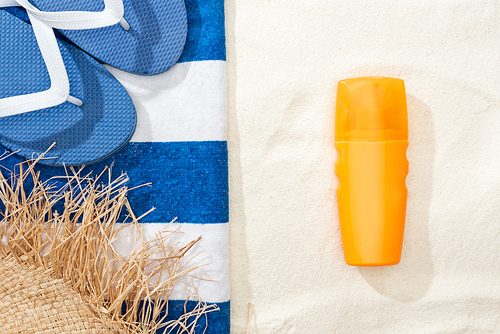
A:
[0,0,230,333]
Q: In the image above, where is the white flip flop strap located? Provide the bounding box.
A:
[0,10,70,118]
[0,0,17,6]
[7,0,125,30]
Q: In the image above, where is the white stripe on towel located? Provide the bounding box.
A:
[113,222,230,304]
[106,61,228,143]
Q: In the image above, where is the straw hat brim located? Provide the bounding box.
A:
[0,256,121,333]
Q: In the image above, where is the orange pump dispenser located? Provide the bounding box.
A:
[335,77,409,266]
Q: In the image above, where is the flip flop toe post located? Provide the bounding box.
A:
[30,0,188,75]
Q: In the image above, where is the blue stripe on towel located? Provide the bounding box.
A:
[161,300,230,334]
[178,0,226,62]
[122,300,230,334]
[0,141,229,224]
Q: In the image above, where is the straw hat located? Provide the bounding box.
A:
[1,256,120,333]
[0,160,216,333]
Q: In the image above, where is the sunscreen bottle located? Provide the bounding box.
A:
[335,77,409,266]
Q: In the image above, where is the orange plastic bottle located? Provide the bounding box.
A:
[335,77,409,266]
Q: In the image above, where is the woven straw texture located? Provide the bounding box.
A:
[0,256,121,334]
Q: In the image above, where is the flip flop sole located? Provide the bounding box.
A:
[31,0,188,75]
[0,10,137,166]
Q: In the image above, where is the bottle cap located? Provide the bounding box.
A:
[335,77,408,141]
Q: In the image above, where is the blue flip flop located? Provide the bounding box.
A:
[0,9,137,166]
[18,0,188,75]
